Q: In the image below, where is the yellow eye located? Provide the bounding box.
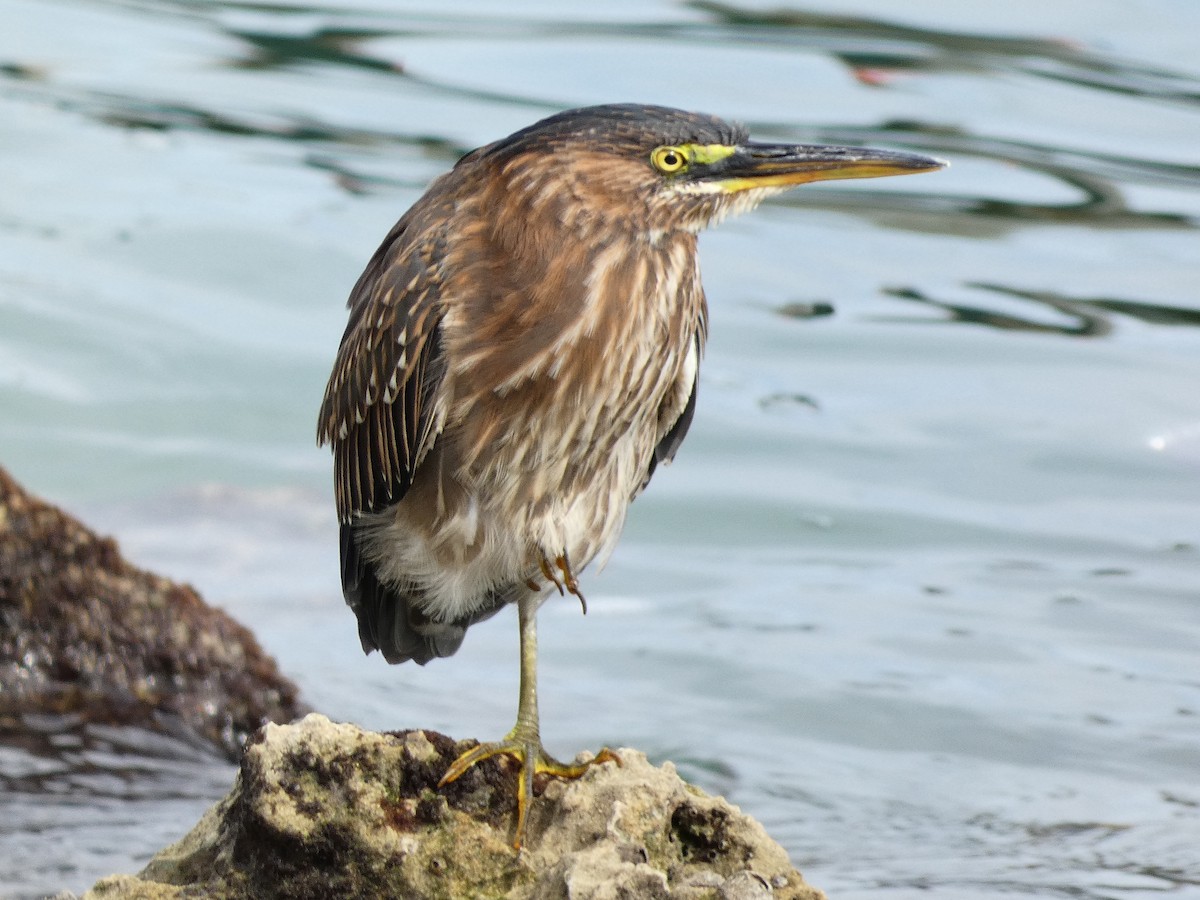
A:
[651,146,689,174]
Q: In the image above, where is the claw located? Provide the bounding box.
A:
[539,556,565,595]
[440,737,619,849]
[554,553,587,614]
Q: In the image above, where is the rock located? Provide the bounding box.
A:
[83,713,826,900]
[0,465,303,759]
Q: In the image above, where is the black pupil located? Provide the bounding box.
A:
[664,152,679,167]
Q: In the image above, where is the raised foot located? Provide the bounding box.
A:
[538,553,588,613]
[438,737,620,849]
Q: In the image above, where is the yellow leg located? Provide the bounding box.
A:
[438,591,618,849]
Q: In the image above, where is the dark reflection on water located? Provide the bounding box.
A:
[1,711,226,800]
[1,712,233,898]
[880,282,1200,336]
[961,814,1200,895]
[228,26,409,75]
[690,1,1200,106]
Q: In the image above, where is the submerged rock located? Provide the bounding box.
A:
[84,713,825,899]
[0,465,303,759]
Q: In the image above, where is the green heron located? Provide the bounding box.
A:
[318,103,942,847]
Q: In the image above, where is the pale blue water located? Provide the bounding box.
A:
[2,1,1200,897]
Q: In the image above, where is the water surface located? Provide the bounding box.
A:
[2,1,1199,897]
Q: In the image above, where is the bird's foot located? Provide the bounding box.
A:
[536,552,588,613]
[438,734,620,849]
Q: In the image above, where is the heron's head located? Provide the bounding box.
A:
[466,103,944,237]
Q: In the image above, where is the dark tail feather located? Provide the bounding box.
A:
[340,523,508,665]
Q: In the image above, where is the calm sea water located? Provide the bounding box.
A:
[3,1,1199,897]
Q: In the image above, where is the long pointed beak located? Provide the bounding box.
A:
[715,142,945,191]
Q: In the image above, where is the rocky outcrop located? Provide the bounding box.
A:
[0,468,822,898]
[0,466,303,759]
[84,713,825,900]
